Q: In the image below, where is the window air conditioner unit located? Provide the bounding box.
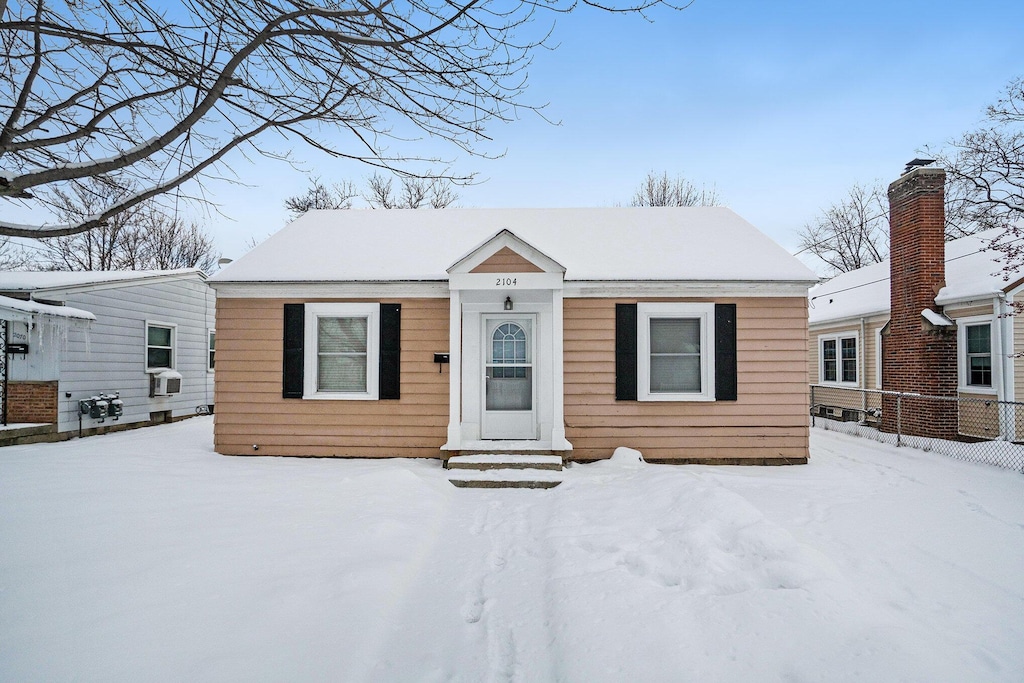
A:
[151,369,183,397]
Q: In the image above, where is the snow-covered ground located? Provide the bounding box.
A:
[2,418,1022,682]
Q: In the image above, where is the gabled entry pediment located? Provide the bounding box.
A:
[447,229,566,275]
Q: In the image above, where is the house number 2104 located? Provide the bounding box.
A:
[495,277,517,286]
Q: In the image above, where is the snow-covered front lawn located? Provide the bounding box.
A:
[2,418,1022,682]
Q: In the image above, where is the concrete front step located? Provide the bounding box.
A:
[448,467,564,489]
[446,453,564,471]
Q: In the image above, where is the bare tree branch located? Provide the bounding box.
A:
[2,0,687,237]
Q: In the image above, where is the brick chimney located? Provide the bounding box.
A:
[880,165,958,439]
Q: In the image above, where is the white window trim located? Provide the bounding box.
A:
[637,302,715,402]
[145,320,177,373]
[957,315,997,394]
[303,303,380,400]
[207,328,216,373]
[817,331,859,386]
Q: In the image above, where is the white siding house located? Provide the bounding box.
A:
[0,270,215,441]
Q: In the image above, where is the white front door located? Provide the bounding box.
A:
[481,315,537,439]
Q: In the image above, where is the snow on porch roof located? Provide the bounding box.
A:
[0,294,95,323]
[212,207,818,283]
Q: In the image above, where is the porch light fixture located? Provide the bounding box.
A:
[504,296,513,311]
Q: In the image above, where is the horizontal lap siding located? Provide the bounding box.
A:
[215,297,448,458]
[564,297,809,462]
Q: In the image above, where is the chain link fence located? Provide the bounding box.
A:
[810,384,1024,473]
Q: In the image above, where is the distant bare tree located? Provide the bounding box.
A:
[284,173,458,219]
[629,171,722,207]
[35,177,218,271]
[364,173,459,210]
[939,76,1024,239]
[798,184,889,275]
[283,178,359,217]
[0,238,33,269]
[1,0,687,239]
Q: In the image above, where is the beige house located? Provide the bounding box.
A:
[210,208,817,463]
[808,225,1024,438]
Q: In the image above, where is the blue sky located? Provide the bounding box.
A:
[97,1,1024,268]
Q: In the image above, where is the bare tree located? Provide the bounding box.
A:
[798,174,996,275]
[629,171,722,207]
[363,173,458,209]
[283,178,359,217]
[34,177,219,271]
[284,173,458,219]
[798,184,889,275]
[0,238,33,269]
[1,0,685,239]
[940,76,1024,235]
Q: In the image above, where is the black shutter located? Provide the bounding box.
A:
[615,303,638,401]
[379,303,401,400]
[715,303,737,401]
[282,304,305,398]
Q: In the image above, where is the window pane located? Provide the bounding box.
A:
[318,355,367,392]
[967,325,990,354]
[969,356,992,386]
[650,318,700,354]
[318,317,367,353]
[209,332,216,350]
[148,326,172,347]
[486,367,532,410]
[842,359,857,383]
[823,360,837,382]
[841,337,857,360]
[148,348,172,368]
[822,339,836,361]
[650,355,701,393]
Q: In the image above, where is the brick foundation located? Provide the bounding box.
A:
[6,381,59,424]
[880,167,958,439]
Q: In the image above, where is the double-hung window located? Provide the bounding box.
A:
[303,303,379,399]
[819,333,857,384]
[146,321,176,371]
[960,320,993,390]
[208,329,216,371]
[637,303,715,401]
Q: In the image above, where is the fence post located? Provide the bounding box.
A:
[810,385,815,428]
[896,393,902,447]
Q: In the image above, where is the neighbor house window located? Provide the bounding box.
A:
[819,333,857,384]
[146,321,176,370]
[637,303,715,401]
[964,322,993,389]
[208,329,216,371]
[303,303,379,399]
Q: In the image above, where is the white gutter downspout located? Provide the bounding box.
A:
[996,293,1015,440]
[860,317,867,415]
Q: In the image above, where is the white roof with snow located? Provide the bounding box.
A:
[0,268,204,293]
[212,208,817,283]
[808,228,1018,325]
